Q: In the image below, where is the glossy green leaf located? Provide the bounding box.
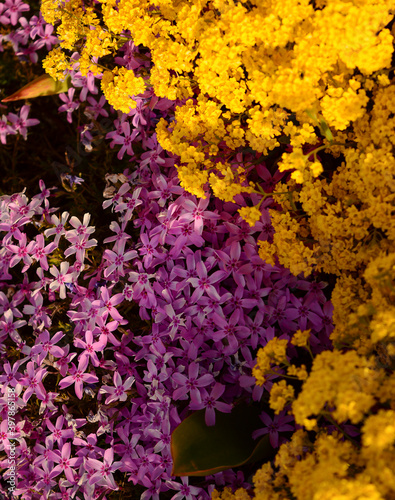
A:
[2,74,71,102]
[171,404,274,476]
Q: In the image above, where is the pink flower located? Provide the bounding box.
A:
[20,361,47,402]
[58,356,98,399]
[49,442,81,484]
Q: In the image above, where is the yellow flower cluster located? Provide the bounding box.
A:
[41,0,395,211]
[215,424,395,500]
[101,68,146,113]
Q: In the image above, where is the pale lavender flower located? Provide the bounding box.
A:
[49,261,75,299]
[99,371,135,404]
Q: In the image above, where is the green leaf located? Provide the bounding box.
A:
[2,74,71,102]
[171,403,275,476]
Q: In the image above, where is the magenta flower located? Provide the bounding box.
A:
[178,196,220,235]
[44,211,69,244]
[35,460,61,492]
[6,232,35,271]
[93,315,119,347]
[31,233,56,271]
[72,71,98,101]
[112,121,139,160]
[0,114,16,144]
[30,329,65,364]
[0,309,27,344]
[172,362,214,402]
[36,23,58,50]
[4,0,29,25]
[114,186,143,222]
[166,477,202,500]
[92,286,125,322]
[58,88,79,122]
[67,213,95,239]
[46,415,75,446]
[86,448,121,490]
[86,95,109,120]
[49,442,81,483]
[187,259,227,302]
[20,361,47,402]
[74,329,104,367]
[7,105,39,139]
[58,356,98,399]
[103,240,137,278]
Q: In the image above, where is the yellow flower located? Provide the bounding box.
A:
[291,329,311,347]
[362,410,395,450]
[238,206,262,227]
[269,380,295,414]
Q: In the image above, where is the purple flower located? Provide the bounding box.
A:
[103,240,137,278]
[35,459,62,492]
[74,330,104,367]
[187,259,228,302]
[190,383,232,426]
[46,415,75,446]
[30,329,65,364]
[252,410,294,448]
[44,211,69,244]
[166,477,203,500]
[0,114,16,144]
[99,371,135,404]
[72,71,98,101]
[288,294,322,331]
[172,362,214,402]
[86,95,108,120]
[178,196,220,235]
[114,186,143,222]
[6,232,35,271]
[31,233,56,271]
[63,174,85,188]
[36,23,58,50]
[112,121,139,160]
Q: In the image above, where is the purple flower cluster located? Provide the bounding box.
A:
[0,1,57,62]
[0,156,333,499]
